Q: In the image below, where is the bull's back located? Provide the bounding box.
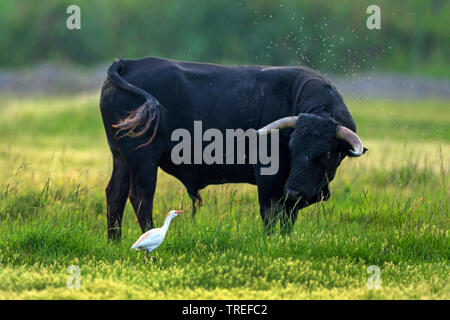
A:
[117,57,299,132]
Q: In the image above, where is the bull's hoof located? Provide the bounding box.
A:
[107,229,122,243]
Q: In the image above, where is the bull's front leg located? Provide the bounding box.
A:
[259,198,299,235]
[259,204,279,234]
[259,197,300,234]
[279,184,331,234]
[257,183,289,234]
[279,201,299,235]
[255,154,291,234]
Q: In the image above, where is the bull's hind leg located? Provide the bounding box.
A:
[189,191,202,218]
[127,154,160,233]
[106,153,130,241]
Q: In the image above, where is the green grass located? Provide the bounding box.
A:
[0,94,448,299]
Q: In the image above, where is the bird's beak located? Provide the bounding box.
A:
[175,210,183,214]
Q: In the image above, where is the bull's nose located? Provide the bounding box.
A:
[286,189,300,200]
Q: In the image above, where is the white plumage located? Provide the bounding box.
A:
[131,210,183,261]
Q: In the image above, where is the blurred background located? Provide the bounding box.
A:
[0,0,448,99]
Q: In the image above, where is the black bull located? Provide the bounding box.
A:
[100,57,367,240]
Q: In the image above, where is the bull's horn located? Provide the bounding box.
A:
[257,116,298,135]
[336,125,365,156]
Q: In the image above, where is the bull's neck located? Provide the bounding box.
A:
[289,83,356,131]
[251,73,354,131]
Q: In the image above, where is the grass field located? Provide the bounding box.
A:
[0,94,448,299]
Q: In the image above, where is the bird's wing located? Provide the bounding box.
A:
[132,228,164,250]
[137,232,165,250]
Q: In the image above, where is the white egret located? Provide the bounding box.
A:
[131,210,183,261]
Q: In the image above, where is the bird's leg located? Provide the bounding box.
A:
[145,250,157,262]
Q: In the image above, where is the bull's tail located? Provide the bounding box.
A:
[107,59,160,149]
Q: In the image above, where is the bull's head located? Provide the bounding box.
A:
[257,113,366,204]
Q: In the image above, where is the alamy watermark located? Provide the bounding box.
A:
[66,5,81,30]
[366,265,381,289]
[66,5,379,32]
[366,5,381,30]
[171,121,279,175]
[67,265,81,289]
